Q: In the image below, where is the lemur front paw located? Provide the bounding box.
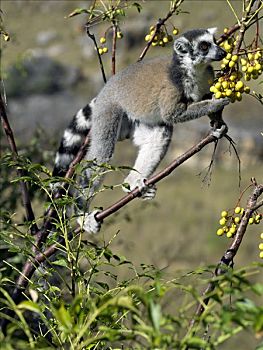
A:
[209,97,230,113]
[77,210,102,234]
[122,177,157,200]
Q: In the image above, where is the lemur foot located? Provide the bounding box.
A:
[77,209,102,234]
[210,119,228,139]
[122,177,157,200]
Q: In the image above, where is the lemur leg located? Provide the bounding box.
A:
[76,103,124,233]
[123,122,173,199]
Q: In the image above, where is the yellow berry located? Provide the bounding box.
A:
[224,43,232,52]
[98,48,104,55]
[234,217,240,224]
[229,227,236,234]
[244,86,250,93]
[229,60,236,68]
[235,91,242,101]
[242,66,247,72]
[215,82,222,90]
[231,55,238,62]
[255,215,262,221]
[241,58,247,66]
[221,63,226,69]
[225,89,233,97]
[229,74,237,81]
[226,53,232,60]
[249,217,254,224]
[102,47,108,53]
[219,218,227,225]
[261,233,263,239]
[224,28,228,34]
[152,42,158,47]
[226,231,233,238]
[234,207,241,214]
[255,63,261,71]
[173,28,179,35]
[163,37,169,43]
[244,74,251,81]
[260,251,263,259]
[100,37,106,44]
[259,243,263,250]
[221,210,228,217]
[117,31,123,39]
[223,58,229,65]
[217,228,224,236]
[235,81,244,91]
[223,226,229,232]
[145,34,152,41]
[215,91,222,99]
[248,53,253,60]
[247,66,254,74]
[210,86,216,93]
[222,81,229,89]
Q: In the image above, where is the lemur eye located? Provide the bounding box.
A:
[199,41,210,51]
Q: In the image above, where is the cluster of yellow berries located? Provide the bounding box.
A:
[210,69,250,103]
[144,26,179,47]
[98,31,123,55]
[216,207,263,258]
[210,32,263,103]
[240,50,262,81]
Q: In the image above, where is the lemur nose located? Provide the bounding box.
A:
[218,47,227,59]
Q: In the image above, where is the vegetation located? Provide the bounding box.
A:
[0,1,263,349]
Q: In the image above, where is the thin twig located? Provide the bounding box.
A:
[0,93,38,235]
[86,28,107,83]
[111,21,117,75]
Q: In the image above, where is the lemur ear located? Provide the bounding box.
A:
[207,27,217,35]
[174,37,190,54]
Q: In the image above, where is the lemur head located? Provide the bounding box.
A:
[173,28,226,66]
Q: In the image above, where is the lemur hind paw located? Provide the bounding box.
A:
[122,177,157,200]
[77,209,102,234]
[211,123,228,139]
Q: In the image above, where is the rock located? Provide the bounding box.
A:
[36,30,58,46]
[5,56,82,97]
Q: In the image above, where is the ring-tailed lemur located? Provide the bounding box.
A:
[53,27,229,233]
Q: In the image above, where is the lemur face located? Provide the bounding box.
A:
[174,28,226,66]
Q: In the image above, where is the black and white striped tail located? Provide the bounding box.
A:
[53,101,94,177]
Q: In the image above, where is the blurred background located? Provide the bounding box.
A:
[1,1,262,348]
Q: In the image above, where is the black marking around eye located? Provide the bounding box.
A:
[199,41,211,51]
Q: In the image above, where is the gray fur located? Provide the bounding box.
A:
[53,28,229,233]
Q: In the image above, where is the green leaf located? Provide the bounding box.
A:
[185,336,207,348]
[149,300,161,332]
[67,8,89,18]
[53,304,72,330]
[132,2,142,13]
[17,300,41,313]
[52,258,68,267]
